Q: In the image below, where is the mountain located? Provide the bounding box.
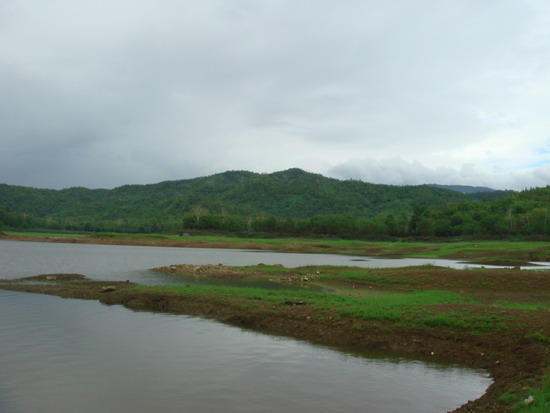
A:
[1,168,467,222]
[427,184,496,193]
[427,184,515,201]
[1,168,548,237]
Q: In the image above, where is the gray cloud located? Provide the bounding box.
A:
[1,0,549,189]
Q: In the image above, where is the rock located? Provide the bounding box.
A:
[99,286,117,293]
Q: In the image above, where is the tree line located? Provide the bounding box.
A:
[2,186,549,238]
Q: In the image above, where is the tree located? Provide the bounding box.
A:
[192,205,205,226]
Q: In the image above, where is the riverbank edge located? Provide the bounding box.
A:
[1,275,547,412]
[1,233,545,266]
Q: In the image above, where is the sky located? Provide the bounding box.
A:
[1,0,549,191]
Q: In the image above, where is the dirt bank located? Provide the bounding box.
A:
[1,270,548,413]
[1,234,303,251]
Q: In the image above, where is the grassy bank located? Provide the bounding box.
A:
[4,230,550,264]
[146,263,550,334]
[134,283,505,331]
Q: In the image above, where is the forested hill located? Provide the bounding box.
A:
[1,168,548,237]
[2,168,468,219]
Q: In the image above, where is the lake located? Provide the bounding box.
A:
[0,240,492,412]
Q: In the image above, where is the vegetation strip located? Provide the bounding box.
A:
[2,264,549,412]
[4,232,550,266]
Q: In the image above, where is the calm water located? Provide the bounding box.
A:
[1,239,537,284]
[0,240,492,412]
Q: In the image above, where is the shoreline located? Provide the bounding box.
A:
[2,233,549,267]
[2,269,548,412]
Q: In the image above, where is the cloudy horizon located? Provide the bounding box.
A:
[1,1,549,191]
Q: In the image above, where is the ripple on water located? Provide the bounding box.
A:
[0,290,491,413]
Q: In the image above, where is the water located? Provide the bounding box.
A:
[0,291,490,413]
[0,240,493,412]
[1,239,541,285]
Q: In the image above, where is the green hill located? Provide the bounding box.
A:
[1,168,466,218]
[1,168,547,237]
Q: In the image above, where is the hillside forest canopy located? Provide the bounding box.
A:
[1,168,548,239]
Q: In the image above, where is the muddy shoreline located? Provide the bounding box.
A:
[2,271,548,413]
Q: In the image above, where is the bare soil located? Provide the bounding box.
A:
[2,265,549,413]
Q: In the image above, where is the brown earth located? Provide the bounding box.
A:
[1,234,305,251]
[1,266,549,413]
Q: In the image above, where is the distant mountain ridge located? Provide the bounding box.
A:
[427,184,496,193]
[427,184,516,201]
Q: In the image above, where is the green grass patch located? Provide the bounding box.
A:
[325,268,423,285]
[423,313,468,329]
[499,388,520,404]
[242,265,295,274]
[133,284,499,330]
[5,230,88,238]
[509,374,550,412]
[91,232,173,240]
[524,332,550,343]
[496,301,550,311]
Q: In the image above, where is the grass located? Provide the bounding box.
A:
[524,332,550,343]
[316,267,429,286]
[133,284,511,332]
[135,260,550,336]
[5,230,88,238]
[499,375,550,412]
[497,301,550,311]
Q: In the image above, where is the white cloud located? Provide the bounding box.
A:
[328,158,550,190]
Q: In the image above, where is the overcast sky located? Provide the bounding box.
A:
[1,1,549,190]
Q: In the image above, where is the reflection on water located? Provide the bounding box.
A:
[0,290,491,413]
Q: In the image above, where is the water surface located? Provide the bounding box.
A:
[1,239,535,285]
[0,290,490,413]
[0,240,494,412]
